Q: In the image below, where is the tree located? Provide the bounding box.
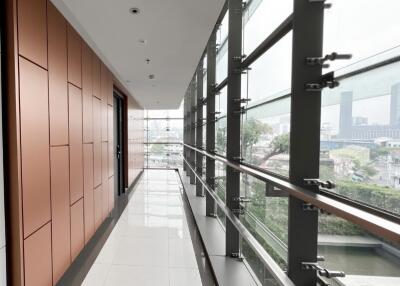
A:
[263,133,290,161]
[242,118,272,159]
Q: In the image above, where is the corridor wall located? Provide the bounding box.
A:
[3,0,144,285]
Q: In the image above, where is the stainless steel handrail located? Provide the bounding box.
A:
[183,143,400,244]
[183,157,295,286]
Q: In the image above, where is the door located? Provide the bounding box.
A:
[113,93,125,198]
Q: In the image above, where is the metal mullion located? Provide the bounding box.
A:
[196,62,204,196]
[288,1,324,285]
[189,78,196,184]
[215,77,228,92]
[225,0,243,257]
[241,14,293,69]
[206,31,217,216]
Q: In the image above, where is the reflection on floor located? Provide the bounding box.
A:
[82,170,203,286]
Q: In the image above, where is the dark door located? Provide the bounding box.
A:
[113,93,124,197]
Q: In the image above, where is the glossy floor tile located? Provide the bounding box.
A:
[82,170,203,286]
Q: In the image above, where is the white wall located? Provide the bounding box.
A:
[0,33,7,286]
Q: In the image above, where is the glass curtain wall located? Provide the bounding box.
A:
[183,0,400,285]
[144,104,184,168]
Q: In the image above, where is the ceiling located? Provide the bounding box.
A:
[51,0,225,109]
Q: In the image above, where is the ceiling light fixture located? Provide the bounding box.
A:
[138,38,147,45]
[149,74,155,80]
[129,7,140,15]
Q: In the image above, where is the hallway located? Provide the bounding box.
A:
[82,170,203,286]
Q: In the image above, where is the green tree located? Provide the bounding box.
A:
[262,133,290,161]
[242,118,272,159]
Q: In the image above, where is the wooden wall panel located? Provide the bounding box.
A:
[19,57,51,238]
[102,142,109,218]
[108,71,113,106]
[92,53,101,99]
[108,177,114,214]
[101,64,108,142]
[48,2,68,146]
[94,185,103,229]
[18,0,48,68]
[83,144,94,243]
[69,84,83,204]
[24,223,52,286]
[82,43,93,143]
[93,98,102,187]
[50,147,71,283]
[70,199,84,260]
[67,25,82,88]
[108,105,114,178]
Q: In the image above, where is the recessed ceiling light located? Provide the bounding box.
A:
[138,38,147,45]
[149,74,155,80]
[126,80,131,83]
[129,7,140,15]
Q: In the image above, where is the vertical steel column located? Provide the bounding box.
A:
[206,32,217,216]
[196,61,204,196]
[288,0,324,285]
[183,91,187,172]
[225,0,242,256]
[189,78,196,184]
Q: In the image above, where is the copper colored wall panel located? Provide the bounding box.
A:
[18,0,48,68]
[83,143,94,243]
[102,142,109,217]
[48,2,68,146]
[69,84,83,204]
[108,71,113,106]
[24,223,52,286]
[50,146,71,283]
[108,104,114,178]
[108,176,114,213]
[93,97,101,143]
[93,185,103,229]
[70,199,84,260]
[92,54,101,99]
[101,65,108,141]
[19,57,51,238]
[93,97,102,187]
[82,43,93,143]
[67,25,82,87]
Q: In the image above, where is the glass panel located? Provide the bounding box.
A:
[318,213,400,286]
[243,0,293,56]
[215,161,226,203]
[145,144,183,168]
[241,98,291,177]
[215,87,227,156]
[241,238,281,286]
[243,32,292,105]
[240,174,288,271]
[216,42,228,84]
[324,0,400,74]
[217,11,229,47]
[147,119,183,143]
[320,61,400,215]
[202,124,206,149]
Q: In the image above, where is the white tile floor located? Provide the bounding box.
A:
[82,170,202,286]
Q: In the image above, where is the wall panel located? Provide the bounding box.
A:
[67,25,82,88]
[48,2,68,146]
[18,0,48,68]
[101,64,108,142]
[70,199,84,260]
[50,146,71,283]
[82,43,93,143]
[19,57,51,238]
[108,105,114,178]
[93,97,102,187]
[68,84,83,204]
[102,142,109,217]
[83,144,94,243]
[94,185,103,229]
[24,223,52,286]
[108,176,114,214]
[92,54,101,99]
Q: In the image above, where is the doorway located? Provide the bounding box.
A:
[113,92,125,199]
